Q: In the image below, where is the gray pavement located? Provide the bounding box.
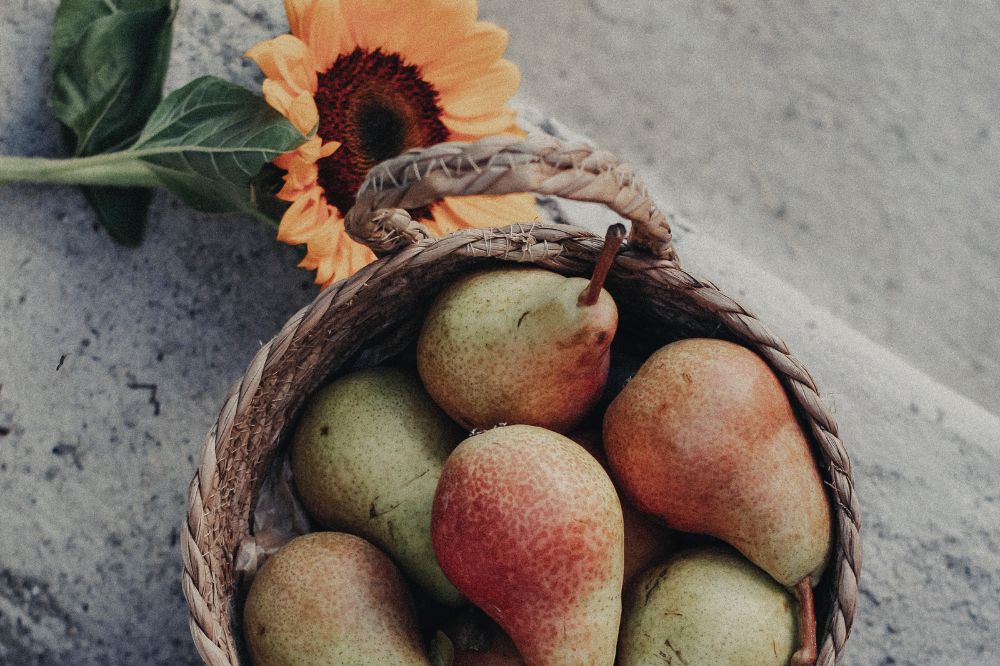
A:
[1,1,999,665]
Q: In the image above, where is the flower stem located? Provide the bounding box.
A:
[0,153,161,189]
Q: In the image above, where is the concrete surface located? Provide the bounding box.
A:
[481,1,1000,413]
[1,1,998,665]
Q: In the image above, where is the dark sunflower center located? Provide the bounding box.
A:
[314,48,449,217]
[357,100,406,165]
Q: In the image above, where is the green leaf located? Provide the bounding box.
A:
[130,77,307,216]
[51,0,177,156]
[49,0,176,244]
[82,186,154,247]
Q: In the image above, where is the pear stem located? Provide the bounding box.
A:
[578,223,627,306]
[791,577,818,666]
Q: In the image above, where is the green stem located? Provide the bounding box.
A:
[0,152,161,189]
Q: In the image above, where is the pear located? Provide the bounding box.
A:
[432,425,624,666]
[569,430,677,587]
[604,338,832,665]
[417,225,625,433]
[617,547,797,666]
[291,366,464,605]
[243,532,429,665]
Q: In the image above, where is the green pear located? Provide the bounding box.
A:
[617,547,797,666]
[291,366,464,605]
[417,226,625,434]
[244,532,429,665]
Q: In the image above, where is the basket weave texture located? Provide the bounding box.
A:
[181,134,861,666]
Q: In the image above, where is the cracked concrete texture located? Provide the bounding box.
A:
[0,1,998,665]
[479,0,1000,413]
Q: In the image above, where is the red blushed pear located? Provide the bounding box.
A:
[569,430,677,588]
[417,225,625,433]
[432,425,624,666]
[603,338,833,666]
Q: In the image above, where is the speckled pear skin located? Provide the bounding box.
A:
[617,547,797,666]
[603,338,832,588]
[569,430,677,587]
[243,532,430,666]
[291,367,464,605]
[432,425,624,666]
[417,267,617,433]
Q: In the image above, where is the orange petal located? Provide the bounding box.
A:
[299,217,376,286]
[273,138,317,171]
[344,237,377,278]
[429,193,539,235]
[246,34,317,94]
[423,201,467,236]
[439,59,520,118]
[290,134,339,164]
[319,140,339,158]
[261,81,319,135]
[340,0,476,67]
[285,0,354,71]
[324,233,377,286]
[286,90,321,135]
[273,152,297,171]
[442,107,519,140]
[277,158,319,199]
[277,187,330,244]
[421,22,509,93]
[260,78,295,115]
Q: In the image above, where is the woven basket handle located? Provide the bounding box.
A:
[344,134,677,262]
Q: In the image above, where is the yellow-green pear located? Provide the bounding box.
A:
[417,226,625,433]
[291,367,464,605]
[244,532,429,665]
[618,547,797,666]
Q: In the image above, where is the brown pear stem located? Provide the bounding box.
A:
[578,223,627,306]
[791,577,818,666]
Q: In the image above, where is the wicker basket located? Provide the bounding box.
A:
[181,134,860,666]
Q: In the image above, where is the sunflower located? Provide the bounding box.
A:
[247,0,538,286]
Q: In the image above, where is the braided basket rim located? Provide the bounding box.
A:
[180,221,861,666]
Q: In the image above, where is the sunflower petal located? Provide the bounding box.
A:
[285,0,353,71]
[439,59,520,118]
[276,156,319,199]
[423,200,467,236]
[246,34,317,94]
[421,22,509,93]
[277,187,330,244]
[429,193,539,235]
[442,107,521,141]
[286,90,321,135]
[260,82,320,135]
[299,217,376,287]
[340,0,477,66]
[273,135,331,171]
[288,134,340,164]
